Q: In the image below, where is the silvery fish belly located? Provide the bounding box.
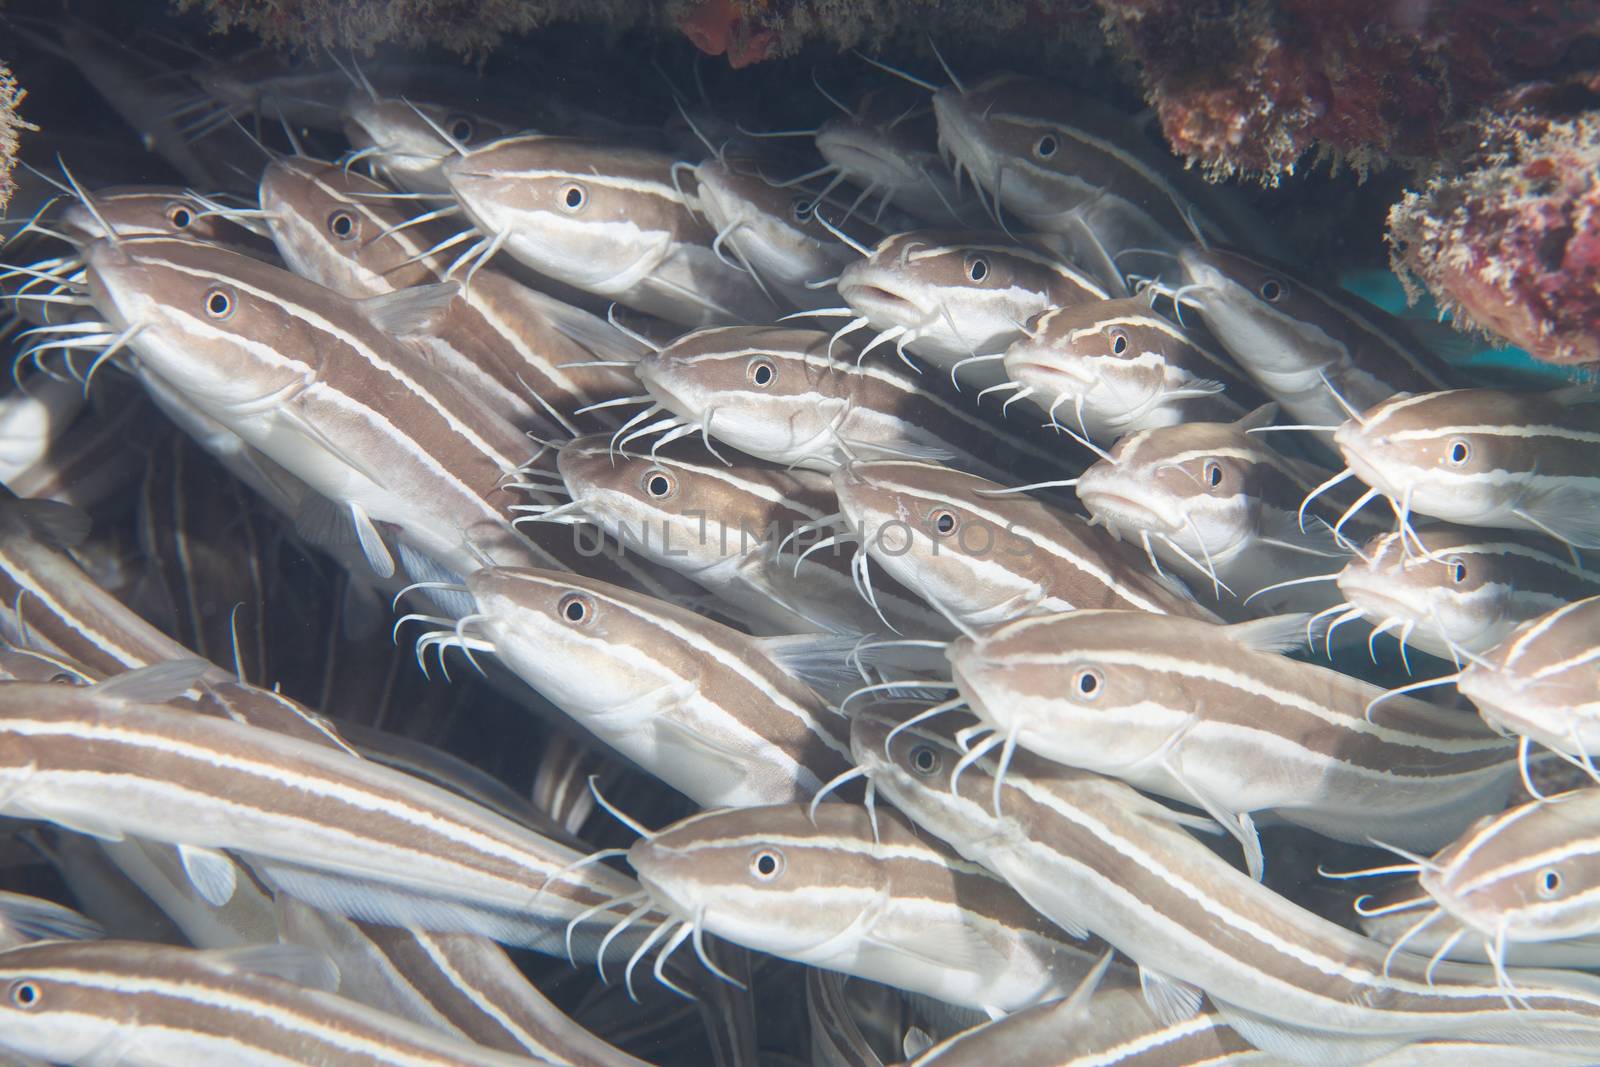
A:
[15,21,1600,1067]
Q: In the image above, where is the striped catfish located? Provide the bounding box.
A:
[55,186,279,259]
[542,435,950,638]
[1334,527,1600,664]
[1359,875,1600,972]
[342,96,517,194]
[1455,596,1600,769]
[80,233,675,598]
[829,230,1106,376]
[812,87,984,228]
[1415,790,1600,956]
[692,157,876,312]
[908,982,1597,1067]
[7,184,275,335]
[625,803,1115,1013]
[441,135,777,326]
[0,669,652,957]
[851,707,1600,1063]
[1074,409,1367,617]
[931,73,1212,285]
[1175,246,1452,429]
[948,608,1516,876]
[257,155,640,428]
[80,233,529,579]
[627,325,1086,482]
[0,940,562,1066]
[1000,297,1262,442]
[1332,388,1600,552]
[827,459,1218,629]
[428,566,856,807]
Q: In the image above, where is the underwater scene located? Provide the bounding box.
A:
[0,1,1598,1063]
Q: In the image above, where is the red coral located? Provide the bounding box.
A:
[1389,105,1600,366]
[1099,0,1600,181]
[677,0,778,67]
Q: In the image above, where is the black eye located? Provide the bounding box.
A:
[791,196,814,221]
[930,509,958,536]
[1448,557,1467,583]
[1540,869,1562,897]
[1447,438,1470,466]
[965,255,989,283]
[204,288,234,318]
[327,210,357,240]
[748,358,776,387]
[750,848,784,880]
[642,469,676,499]
[1073,668,1102,698]
[909,744,941,776]
[9,980,38,1008]
[1034,134,1057,159]
[560,183,587,211]
[558,592,593,625]
[448,116,474,142]
[1259,278,1285,302]
[1204,460,1224,488]
[167,203,193,229]
[1110,331,1128,355]
[48,672,75,684]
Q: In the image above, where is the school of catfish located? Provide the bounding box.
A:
[2,29,1600,1067]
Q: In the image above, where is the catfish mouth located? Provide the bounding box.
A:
[1005,354,1094,395]
[632,867,693,920]
[839,277,927,325]
[1077,489,1180,537]
[1336,577,1428,626]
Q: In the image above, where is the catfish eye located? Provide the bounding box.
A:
[1110,330,1128,356]
[48,672,75,685]
[8,980,38,1008]
[1259,277,1286,302]
[166,203,193,229]
[909,744,941,776]
[327,210,357,240]
[1446,438,1470,466]
[1447,557,1468,583]
[642,468,677,499]
[750,848,785,880]
[1203,460,1224,488]
[204,287,234,318]
[559,183,587,211]
[965,254,989,283]
[447,115,475,142]
[1034,134,1058,159]
[747,358,776,387]
[557,592,594,625]
[1073,668,1102,698]
[790,196,814,221]
[1539,869,1562,897]
[930,509,958,536]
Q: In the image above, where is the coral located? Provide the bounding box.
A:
[1388,96,1600,367]
[1098,0,1599,183]
[170,0,650,57]
[664,0,1102,68]
[0,63,30,214]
